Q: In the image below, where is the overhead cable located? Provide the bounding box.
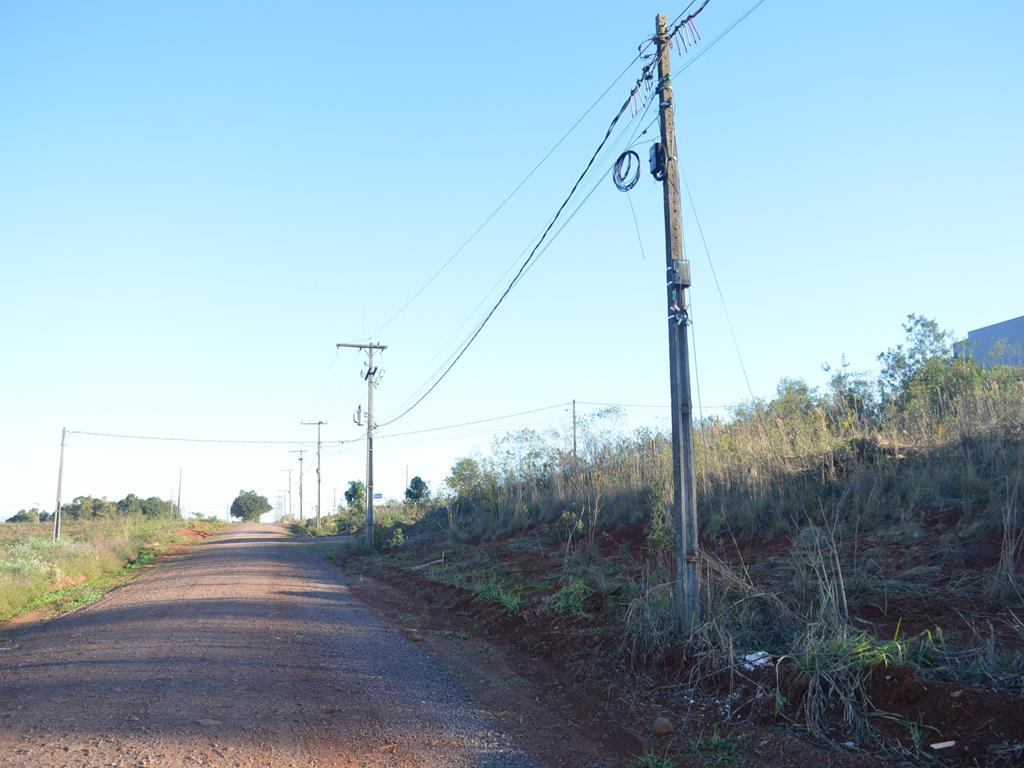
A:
[613,150,641,191]
[374,402,571,441]
[676,0,769,76]
[370,47,660,338]
[68,430,317,446]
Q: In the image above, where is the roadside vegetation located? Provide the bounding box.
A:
[332,315,1024,765]
[287,477,431,550]
[0,504,223,622]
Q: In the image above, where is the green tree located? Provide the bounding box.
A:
[446,457,482,502]
[823,356,877,426]
[140,496,177,518]
[877,314,951,401]
[117,493,143,516]
[230,490,271,522]
[405,476,430,505]
[65,496,119,520]
[344,480,366,512]
[6,509,38,523]
[65,496,92,520]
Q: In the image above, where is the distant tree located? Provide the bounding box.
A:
[877,314,952,401]
[443,458,484,539]
[230,490,271,522]
[65,496,91,520]
[140,496,177,518]
[767,378,819,420]
[344,480,366,512]
[823,356,878,426]
[117,493,143,516]
[405,476,430,505]
[66,496,116,520]
[93,498,117,518]
[6,509,38,523]
[446,457,482,503]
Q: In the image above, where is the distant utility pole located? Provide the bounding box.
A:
[301,421,326,526]
[656,12,700,630]
[289,449,305,521]
[177,468,183,517]
[281,468,293,518]
[53,427,66,541]
[336,341,387,551]
[572,399,578,462]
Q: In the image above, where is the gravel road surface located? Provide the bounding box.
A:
[0,524,547,767]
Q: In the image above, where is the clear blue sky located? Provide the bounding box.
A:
[2,1,1021,519]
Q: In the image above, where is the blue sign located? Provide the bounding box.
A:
[373,492,383,500]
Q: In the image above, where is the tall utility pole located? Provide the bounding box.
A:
[289,449,305,521]
[176,468,183,517]
[300,422,326,526]
[336,341,387,551]
[281,468,293,518]
[53,427,66,541]
[656,12,700,630]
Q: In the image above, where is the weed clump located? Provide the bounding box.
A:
[549,577,594,616]
[473,582,522,615]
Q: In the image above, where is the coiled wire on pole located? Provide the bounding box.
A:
[612,150,641,192]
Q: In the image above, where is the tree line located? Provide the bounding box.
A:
[5,494,180,524]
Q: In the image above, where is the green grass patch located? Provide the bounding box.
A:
[473,582,522,615]
[685,730,741,766]
[549,577,594,616]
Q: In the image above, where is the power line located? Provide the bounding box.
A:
[374,402,570,441]
[389,99,654,421]
[678,159,782,456]
[392,77,663,421]
[677,162,759,408]
[68,430,316,446]
[575,400,731,409]
[371,0,760,430]
[377,92,653,429]
[668,0,702,30]
[676,0,769,76]
[370,47,659,338]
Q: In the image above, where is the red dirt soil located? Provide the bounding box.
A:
[345,557,882,768]
[343,518,1024,767]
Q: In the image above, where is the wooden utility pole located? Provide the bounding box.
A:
[301,421,326,526]
[53,427,66,541]
[289,449,305,521]
[176,468,183,517]
[336,341,387,551]
[656,12,700,629]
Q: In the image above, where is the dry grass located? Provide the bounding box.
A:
[0,517,221,620]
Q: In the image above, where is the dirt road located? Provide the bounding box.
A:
[0,525,547,768]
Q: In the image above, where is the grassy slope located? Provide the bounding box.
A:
[0,517,224,622]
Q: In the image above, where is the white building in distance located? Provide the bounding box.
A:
[954,315,1024,368]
